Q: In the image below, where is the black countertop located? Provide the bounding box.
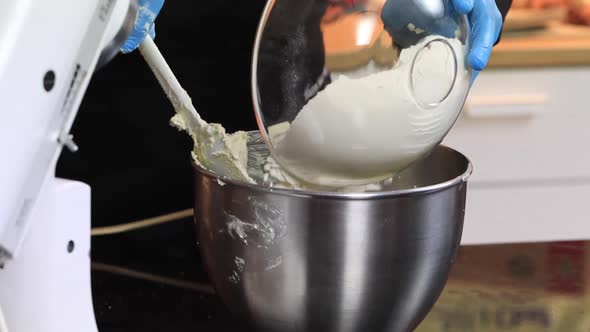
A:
[91,217,248,332]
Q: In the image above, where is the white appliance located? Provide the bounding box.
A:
[0,0,138,330]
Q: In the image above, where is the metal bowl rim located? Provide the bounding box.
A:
[192,145,472,200]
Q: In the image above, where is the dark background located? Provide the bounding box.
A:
[57,1,266,228]
[57,2,266,331]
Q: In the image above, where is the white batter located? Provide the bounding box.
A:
[179,35,470,192]
[267,35,470,188]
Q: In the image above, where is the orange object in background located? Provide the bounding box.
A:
[321,12,385,70]
[529,0,569,9]
[569,0,590,24]
[323,0,385,23]
[509,0,590,26]
[321,13,382,53]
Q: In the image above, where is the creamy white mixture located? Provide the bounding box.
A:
[179,36,469,192]
[267,35,470,188]
[140,37,254,184]
[170,109,253,183]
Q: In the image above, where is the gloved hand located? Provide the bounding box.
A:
[121,0,165,53]
[381,0,503,80]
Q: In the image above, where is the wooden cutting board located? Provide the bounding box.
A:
[323,13,590,70]
[490,22,590,67]
[503,8,568,31]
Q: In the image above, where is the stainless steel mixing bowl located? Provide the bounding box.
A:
[193,136,472,332]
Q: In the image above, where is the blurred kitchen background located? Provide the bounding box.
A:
[56,0,590,331]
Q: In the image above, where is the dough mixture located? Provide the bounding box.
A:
[265,35,470,188]
[179,35,469,192]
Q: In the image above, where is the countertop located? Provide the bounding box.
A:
[92,217,590,332]
[322,16,590,71]
[489,22,590,68]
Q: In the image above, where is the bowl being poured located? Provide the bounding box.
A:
[252,0,473,188]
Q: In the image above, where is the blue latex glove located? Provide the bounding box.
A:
[381,0,503,81]
[121,0,165,53]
